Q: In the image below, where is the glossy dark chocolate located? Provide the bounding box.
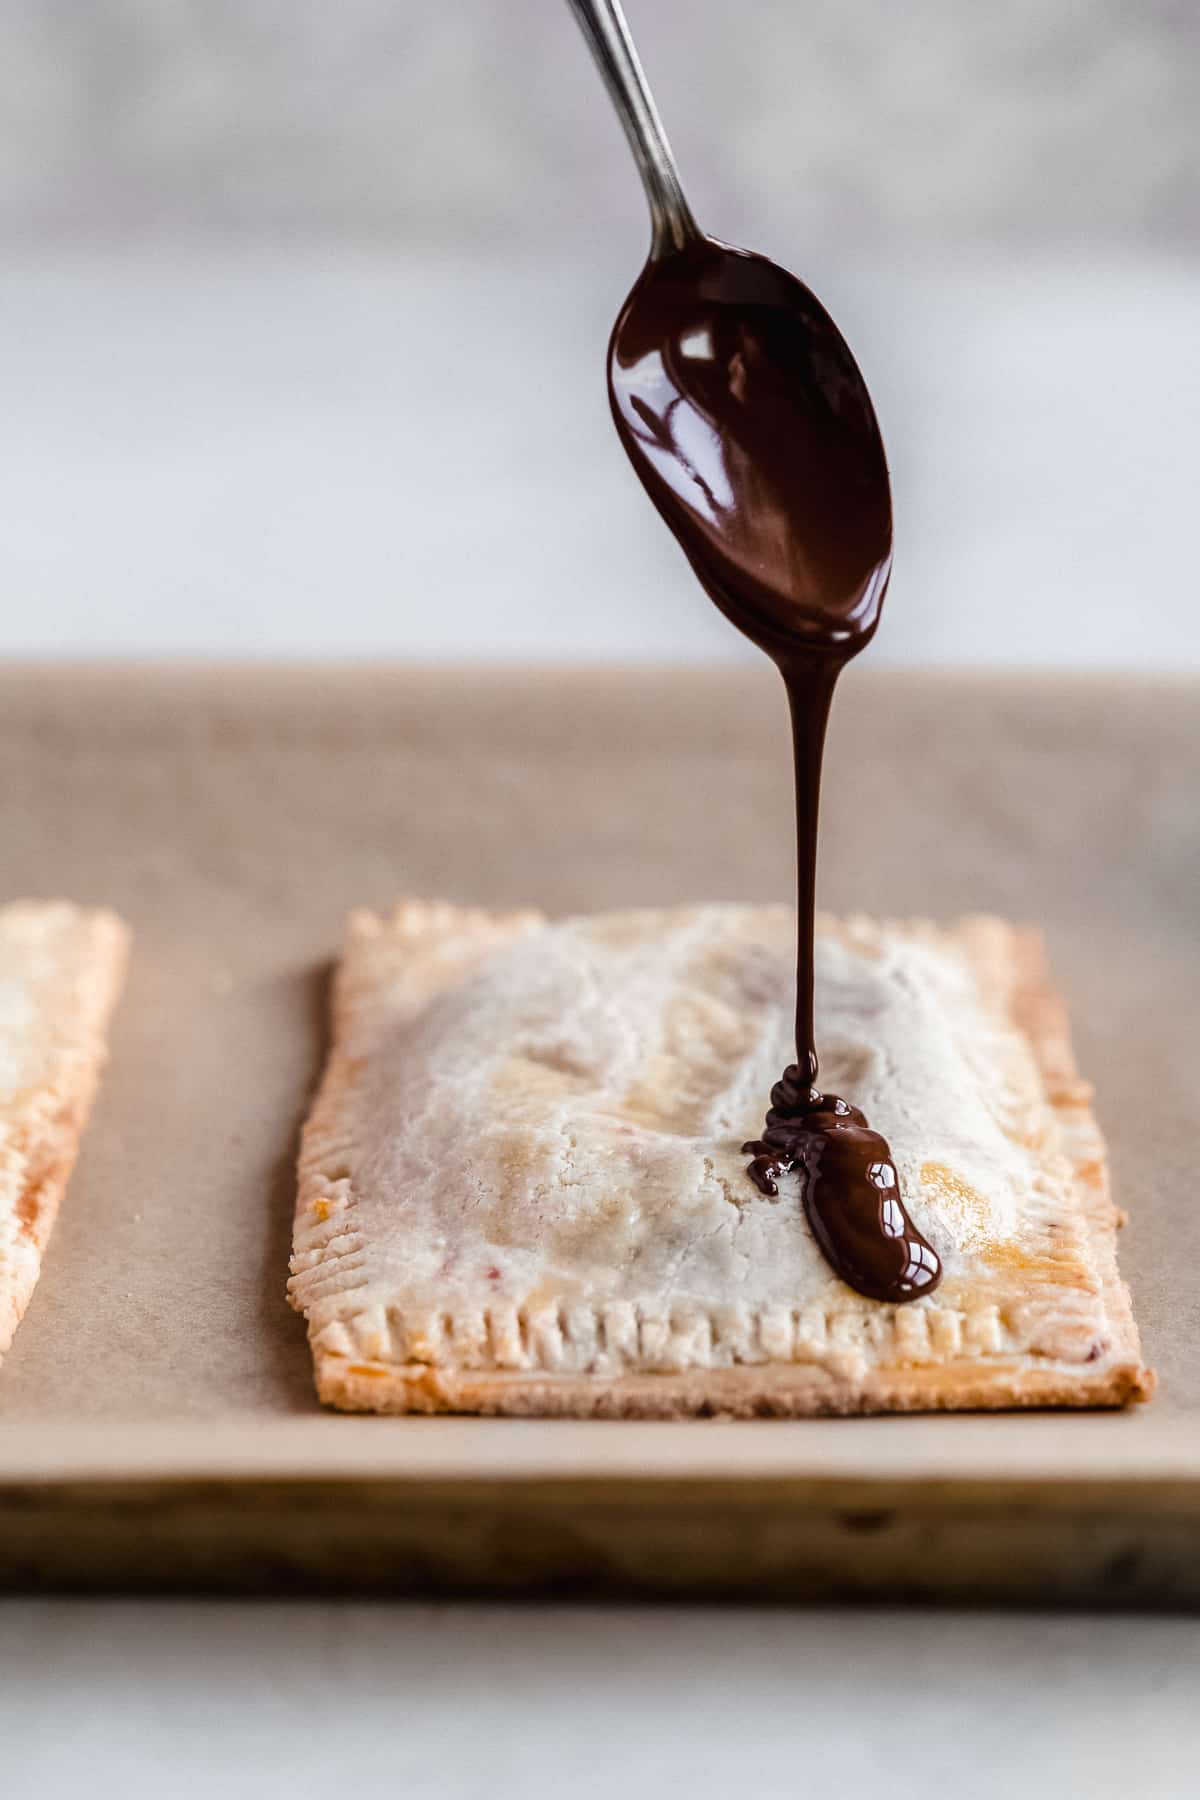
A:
[608,234,940,1305]
[742,1070,941,1305]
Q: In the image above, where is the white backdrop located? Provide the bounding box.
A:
[5,1601,1200,1800]
[1,0,1197,666]
[4,246,1196,665]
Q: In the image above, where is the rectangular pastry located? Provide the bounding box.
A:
[289,901,1151,1416]
[0,900,130,1363]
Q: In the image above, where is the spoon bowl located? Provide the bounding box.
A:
[608,235,893,667]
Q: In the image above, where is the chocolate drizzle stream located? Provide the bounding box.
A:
[608,236,941,1303]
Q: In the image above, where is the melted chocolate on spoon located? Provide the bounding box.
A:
[608,236,941,1304]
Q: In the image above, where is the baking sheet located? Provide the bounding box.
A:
[0,666,1196,1599]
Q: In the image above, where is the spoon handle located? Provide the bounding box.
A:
[567,0,698,257]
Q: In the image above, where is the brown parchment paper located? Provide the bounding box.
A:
[0,666,1193,1454]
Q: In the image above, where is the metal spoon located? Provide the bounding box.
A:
[566,0,893,661]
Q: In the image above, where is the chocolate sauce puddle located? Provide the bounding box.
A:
[607,236,941,1304]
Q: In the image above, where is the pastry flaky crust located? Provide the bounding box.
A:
[289,901,1152,1418]
[0,900,130,1362]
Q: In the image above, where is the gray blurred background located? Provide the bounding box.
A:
[2,0,1197,663]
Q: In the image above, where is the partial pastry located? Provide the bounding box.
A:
[289,900,1151,1417]
[0,900,130,1363]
